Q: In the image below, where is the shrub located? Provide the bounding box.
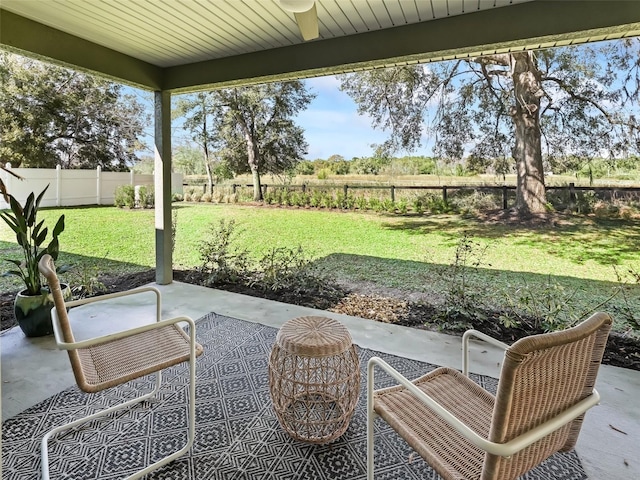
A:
[191,191,203,202]
[412,197,424,214]
[499,277,581,332]
[137,185,154,208]
[295,160,315,175]
[382,199,396,213]
[433,234,491,331]
[263,191,275,205]
[424,195,451,214]
[450,191,499,214]
[201,192,213,203]
[344,193,356,210]
[114,185,135,208]
[197,219,250,286]
[355,196,368,210]
[208,190,220,203]
[317,168,330,180]
[574,190,597,214]
[290,191,309,207]
[369,198,382,212]
[320,192,333,208]
[309,190,322,207]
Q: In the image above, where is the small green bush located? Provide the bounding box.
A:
[317,168,330,180]
[355,196,368,210]
[433,234,491,331]
[412,197,424,214]
[344,193,356,210]
[114,185,135,208]
[197,219,250,286]
[137,185,154,208]
[451,191,499,214]
[382,199,396,213]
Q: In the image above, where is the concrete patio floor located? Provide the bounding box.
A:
[2,281,639,479]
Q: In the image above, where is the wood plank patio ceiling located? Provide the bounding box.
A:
[1,1,640,92]
[2,0,533,68]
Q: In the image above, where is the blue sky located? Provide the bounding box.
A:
[296,76,391,160]
[164,75,433,161]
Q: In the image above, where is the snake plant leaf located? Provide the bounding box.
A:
[8,195,26,232]
[34,226,48,246]
[32,219,45,239]
[52,215,65,237]
[1,270,24,278]
[16,231,29,250]
[0,212,19,233]
[24,191,36,227]
[3,259,23,268]
[31,186,48,227]
[46,237,60,260]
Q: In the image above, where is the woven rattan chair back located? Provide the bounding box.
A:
[483,312,612,479]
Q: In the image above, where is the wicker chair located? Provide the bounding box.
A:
[366,312,612,480]
[38,254,203,480]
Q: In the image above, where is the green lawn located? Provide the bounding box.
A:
[2,203,639,331]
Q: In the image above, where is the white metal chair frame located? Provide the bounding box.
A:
[41,286,199,480]
[366,329,601,479]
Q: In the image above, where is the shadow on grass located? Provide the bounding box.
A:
[312,252,639,321]
[0,241,153,295]
[379,214,640,266]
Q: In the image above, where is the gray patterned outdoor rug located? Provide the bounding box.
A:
[2,312,587,479]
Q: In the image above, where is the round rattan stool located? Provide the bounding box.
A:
[269,316,360,444]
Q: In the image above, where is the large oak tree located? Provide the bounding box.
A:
[0,53,147,171]
[341,40,640,214]
[175,81,314,201]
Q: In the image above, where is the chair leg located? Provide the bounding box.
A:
[126,345,198,479]
[41,348,196,480]
[367,358,376,480]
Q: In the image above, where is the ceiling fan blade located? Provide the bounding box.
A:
[294,3,319,41]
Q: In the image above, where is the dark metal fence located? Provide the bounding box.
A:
[186,182,640,210]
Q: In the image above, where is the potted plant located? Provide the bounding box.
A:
[1,185,70,337]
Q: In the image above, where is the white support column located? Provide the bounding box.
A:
[56,165,62,207]
[96,166,102,205]
[154,90,173,284]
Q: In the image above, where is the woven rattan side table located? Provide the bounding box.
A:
[268,316,360,444]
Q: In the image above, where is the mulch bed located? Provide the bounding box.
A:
[2,268,639,371]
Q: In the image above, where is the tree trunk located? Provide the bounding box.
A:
[251,167,262,201]
[202,143,213,194]
[510,52,546,214]
[245,134,262,201]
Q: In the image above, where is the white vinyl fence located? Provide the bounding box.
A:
[1,164,183,209]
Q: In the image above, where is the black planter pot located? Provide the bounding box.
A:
[14,284,71,337]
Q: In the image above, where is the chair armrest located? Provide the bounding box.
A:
[462,329,510,376]
[367,356,600,458]
[52,314,196,351]
[64,286,162,321]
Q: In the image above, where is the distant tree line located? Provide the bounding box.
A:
[289,153,640,182]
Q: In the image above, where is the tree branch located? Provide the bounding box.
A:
[544,76,639,132]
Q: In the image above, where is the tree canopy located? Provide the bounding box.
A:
[340,39,640,214]
[0,53,148,171]
[174,81,315,200]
